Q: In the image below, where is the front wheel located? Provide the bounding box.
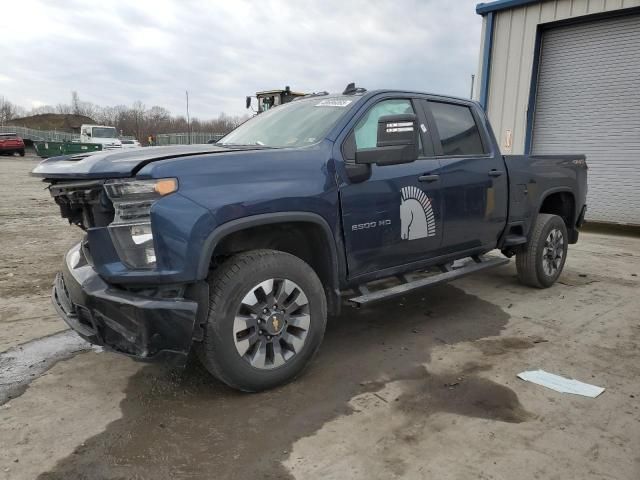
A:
[196,249,327,392]
[19,149,25,157]
[516,213,568,288]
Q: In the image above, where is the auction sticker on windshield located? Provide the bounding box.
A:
[315,99,352,107]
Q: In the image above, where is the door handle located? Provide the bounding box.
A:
[488,170,504,177]
[419,174,440,183]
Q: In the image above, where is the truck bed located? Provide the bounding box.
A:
[503,154,587,244]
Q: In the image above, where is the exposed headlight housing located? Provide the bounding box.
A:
[104,178,177,269]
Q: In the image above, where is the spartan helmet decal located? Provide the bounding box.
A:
[400,186,436,240]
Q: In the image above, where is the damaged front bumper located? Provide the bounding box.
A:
[52,242,202,364]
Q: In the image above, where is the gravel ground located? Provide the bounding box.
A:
[0,153,639,480]
[0,153,82,351]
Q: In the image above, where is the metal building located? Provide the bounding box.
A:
[475,0,640,225]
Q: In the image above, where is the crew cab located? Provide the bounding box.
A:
[32,86,587,392]
[0,133,25,156]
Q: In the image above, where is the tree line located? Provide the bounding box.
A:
[0,92,248,142]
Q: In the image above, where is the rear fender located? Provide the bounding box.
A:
[534,188,579,243]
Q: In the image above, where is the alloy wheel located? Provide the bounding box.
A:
[542,228,564,276]
[233,278,310,369]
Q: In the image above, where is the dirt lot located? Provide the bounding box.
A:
[1,153,639,480]
[0,153,82,351]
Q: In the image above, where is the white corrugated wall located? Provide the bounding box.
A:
[531,13,640,224]
[476,0,640,224]
[477,0,640,154]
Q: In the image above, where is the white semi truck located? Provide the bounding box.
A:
[80,124,122,150]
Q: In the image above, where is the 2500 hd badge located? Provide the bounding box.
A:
[351,219,391,231]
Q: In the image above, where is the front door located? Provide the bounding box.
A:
[423,100,508,253]
[339,97,444,279]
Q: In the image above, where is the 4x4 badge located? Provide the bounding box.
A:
[400,186,436,240]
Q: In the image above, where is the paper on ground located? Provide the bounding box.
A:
[517,370,605,398]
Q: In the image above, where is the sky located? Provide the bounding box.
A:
[1,0,483,119]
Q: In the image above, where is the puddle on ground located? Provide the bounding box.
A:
[393,362,533,424]
[473,336,544,356]
[39,284,518,480]
[0,330,90,404]
[558,271,599,287]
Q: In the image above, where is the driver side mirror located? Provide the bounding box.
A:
[355,114,419,166]
[246,96,252,109]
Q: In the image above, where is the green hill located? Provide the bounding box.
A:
[8,113,96,133]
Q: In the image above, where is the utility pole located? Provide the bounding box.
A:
[186,90,191,145]
[470,74,475,99]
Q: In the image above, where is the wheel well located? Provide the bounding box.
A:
[539,192,575,229]
[211,222,340,315]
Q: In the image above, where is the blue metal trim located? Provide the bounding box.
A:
[479,11,495,110]
[476,0,540,15]
[524,26,543,154]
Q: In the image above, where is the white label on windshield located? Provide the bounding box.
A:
[315,99,352,107]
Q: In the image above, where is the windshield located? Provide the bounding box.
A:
[220,97,355,148]
[92,127,117,138]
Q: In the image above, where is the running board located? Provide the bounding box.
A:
[348,255,510,307]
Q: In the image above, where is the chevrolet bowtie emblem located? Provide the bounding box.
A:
[272,317,280,330]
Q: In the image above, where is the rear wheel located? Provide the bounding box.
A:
[19,149,25,157]
[196,249,327,392]
[516,213,568,288]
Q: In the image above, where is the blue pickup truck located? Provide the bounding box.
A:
[33,85,587,391]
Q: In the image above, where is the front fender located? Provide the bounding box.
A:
[197,212,344,288]
[91,192,217,285]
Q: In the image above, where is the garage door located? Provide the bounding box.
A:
[531,13,640,225]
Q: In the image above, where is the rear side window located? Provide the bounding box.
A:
[428,101,485,156]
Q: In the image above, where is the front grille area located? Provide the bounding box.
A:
[49,180,115,229]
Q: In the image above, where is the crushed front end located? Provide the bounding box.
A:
[53,243,198,361]
[44,176,210,363]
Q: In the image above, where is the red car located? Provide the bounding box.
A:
[0,133,25,156]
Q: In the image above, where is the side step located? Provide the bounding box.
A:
[348,255,510,307]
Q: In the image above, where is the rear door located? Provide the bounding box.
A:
[339,96,444,278]
[422,99,507,253]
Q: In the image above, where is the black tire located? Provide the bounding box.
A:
[19,149,25,157]
[516,213,568,288]
[196,249,327,392]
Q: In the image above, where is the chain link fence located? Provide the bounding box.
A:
[0,125,135,142]
[1,125,223,146]
[0,125,78,142]
[155,132,225,146]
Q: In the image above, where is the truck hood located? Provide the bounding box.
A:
[31,144,260,179]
